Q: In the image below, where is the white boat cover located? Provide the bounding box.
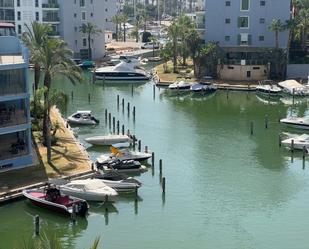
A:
[278,80,309,95]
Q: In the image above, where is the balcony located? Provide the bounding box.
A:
[0,68,27,96]
[43,16,60,22]
[0,130,29,161]
[42,3,59,8]
[0,99,28,128]
[0,0,14,8]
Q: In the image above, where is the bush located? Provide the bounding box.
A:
[186,69,192,74]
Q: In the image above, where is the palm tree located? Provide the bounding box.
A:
[160,44,172,73]
[36,38,81,164]
[111,14,122,41]
[140,10,149,33]
[22,22,51,120]
[79,22,102,60]
[149,36,158,57]
[297,8,309,50]
[284,18,298,62]
[119,14,128,42]
[167,21,180,73]
[185,29,201,76]
[268,19,285,49]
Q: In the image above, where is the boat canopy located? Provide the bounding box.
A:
[76,110,92,114]
[69,179,107,190]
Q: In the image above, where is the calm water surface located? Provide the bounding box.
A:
[1,71,309,249]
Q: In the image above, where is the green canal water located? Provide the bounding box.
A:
[1,71,309,249]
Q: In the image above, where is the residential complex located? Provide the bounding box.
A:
[0,0,117,59]
[205,0,291,80]
[0,23,33,172]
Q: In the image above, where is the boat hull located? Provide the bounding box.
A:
[280,120,309,130]
[102,165,148,173]
[60,189,117,202]
[85,135,133,146]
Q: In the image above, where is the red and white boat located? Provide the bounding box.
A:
[23,187,89,217]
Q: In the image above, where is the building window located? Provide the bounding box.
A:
[105,8,108,12]
[238,33,251,46]
[259,35,264,41]
[106,18,108,22]
[80,0,85,7]
[238,16,249,28]
[17,0,20,7]
[260,1,266,6]
[75,40,78,46]
[35,12,39,21]
[91,0,93,3]
[81,11,86,21]
[74,13,77,18]
[241,0,250,10]
[259,18,265,24]
[17,11,21,21]
[18,24,22,34]
[91,13,93,17]
[225,1,231,6]
[82,38,87,47]
[225,18,230,24]
[74,26,77,32]
[225,36,230,41]
[35,0,39,7]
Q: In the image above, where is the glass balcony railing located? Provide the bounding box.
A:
[43,17,60,22]
[42,3,59,8]
[0,130,29,161]
[0,99,28,129]
[0,68,27,96]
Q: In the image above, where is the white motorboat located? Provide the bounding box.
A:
[60,179,118,202]
[95,171,142,193]
[280,116,309,130]
[256,83,282,96]
[94,60,150,81]
[67,111,99,125]
[96,147,152,164]
[281,134,309,150]
[278,80,309,96]
[190,82,217,93]
[168,80,192,91]
[97,159,148,173]
[85,134,133,146]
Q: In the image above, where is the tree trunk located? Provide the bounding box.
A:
[115,23,119,42]
[33,63,41,120]
[275,30,279,49]
[302,27,307,51]
[88,34,92,60]
[43,73,52,163]
[123,23,126,42]
[173,41,177,73]
[152,44,155,57]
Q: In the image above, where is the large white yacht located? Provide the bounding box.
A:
[94,59,150,82]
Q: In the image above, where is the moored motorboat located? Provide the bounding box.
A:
[190,82,217,93]
[256,83,282,96]
[281,134,309,150]
[85,134,133,146]
[94,60,150,82]
[168,80,192,91]
[96,147,152,164]
[23,186,88,216]
[280,116,309,130]
[60,179,118,202]
[97,159,148,173]
[94,171,142,192]
[67,111,99,125]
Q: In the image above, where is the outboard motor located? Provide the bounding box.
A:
[91,117,100,124]
[77,201,89,217]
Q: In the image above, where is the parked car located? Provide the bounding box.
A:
[141,42,160,49]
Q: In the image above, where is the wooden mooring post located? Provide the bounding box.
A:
[122,125,125,135]
[159,159,162,176]
[112,117,115,133]
[291,139,294,162]
[34,215,40,236]
[133,106,136,120]
[117,120,120,134]
[105,109,107,123]
[88,93,90,103]
[71,91,73,100]
[117,95,119,109]
[265,115,268,129]
[303,146,306,169]
[138,140,141,152]
[153,85,156,99]
[151,152,155,166]
[122,98,125,112]
[127,102,130,117]
[250,122,254,135]
[279,135,282,147]
[108,113,111,129]
[145,146,148,153]
[133,135,136,150]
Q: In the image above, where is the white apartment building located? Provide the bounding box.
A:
[0,0,117,59]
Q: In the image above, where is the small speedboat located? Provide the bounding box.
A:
[94,171,142,192]
[281,134,309,150]
[168,80,191,91]
[96,147,152,164]
[23,186,89,216]
[85,134,133,146]
[190,82,217,93]
[256,84,282,96]
[280,116,309,130]
[97,159,148,173]
[60,179,118,202]
[67,111,99,125]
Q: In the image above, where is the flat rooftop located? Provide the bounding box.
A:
[0,55,24,65]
